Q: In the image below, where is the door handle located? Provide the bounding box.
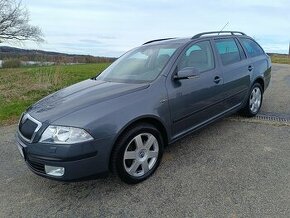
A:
[214,76,221,84]
[248,65,254,71]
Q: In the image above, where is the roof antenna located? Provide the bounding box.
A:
[218,22,229,35]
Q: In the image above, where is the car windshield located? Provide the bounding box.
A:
[97,44,179,83]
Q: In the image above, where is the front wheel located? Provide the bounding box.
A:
[241,83,263,117]
[111,123,164,184]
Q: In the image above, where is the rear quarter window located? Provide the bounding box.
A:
[215,38,241,65]
[240,38,265,58]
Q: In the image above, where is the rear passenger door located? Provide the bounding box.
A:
[214,37,250,109]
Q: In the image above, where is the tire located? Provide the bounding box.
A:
[241,83,263,117]
[111,123,164,184]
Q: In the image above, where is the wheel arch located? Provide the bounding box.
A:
[113,115,169,147]
[253,77,265,91]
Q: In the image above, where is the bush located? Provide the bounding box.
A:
[2,59,22,68]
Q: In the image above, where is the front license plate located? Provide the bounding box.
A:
[17,143,24,159]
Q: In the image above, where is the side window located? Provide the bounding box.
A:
[178,41,214,72]
[240,38,264,57]
[215,38,241,65]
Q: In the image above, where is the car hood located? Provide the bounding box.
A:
[27,79,149,122]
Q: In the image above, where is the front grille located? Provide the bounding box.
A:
[18,114,42,142]
[27,159,45,174]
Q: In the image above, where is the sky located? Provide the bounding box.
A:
[2,0,290,57]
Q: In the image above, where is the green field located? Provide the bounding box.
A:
[0,63,110,125]
[270,55,290,64]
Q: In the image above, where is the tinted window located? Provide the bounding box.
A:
[178,41,214,72]
[215,38,241,65]
[240,38,264,57]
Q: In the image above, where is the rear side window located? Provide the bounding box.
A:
[215,38,241,65]
[178,41,214,72]
[240,38,264,57]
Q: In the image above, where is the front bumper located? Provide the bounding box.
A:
[16,132,114,181]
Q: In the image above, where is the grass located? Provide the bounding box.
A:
[0,63,110,125]
[270,54,290,64]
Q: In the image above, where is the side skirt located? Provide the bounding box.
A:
[169,103,241,145]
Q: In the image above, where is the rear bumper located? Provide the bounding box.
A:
[16,133,114,181]
[264,66,271,91]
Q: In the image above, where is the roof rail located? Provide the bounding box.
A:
[143,38,175,45]
[192,31,246,39]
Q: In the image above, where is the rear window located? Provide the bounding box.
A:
[215,38,241,65]
[240,38,264,57]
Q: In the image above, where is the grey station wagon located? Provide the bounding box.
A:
[17,31,271,184]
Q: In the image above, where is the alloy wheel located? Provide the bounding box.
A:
[123,133,159,177]
[249,87,262,113]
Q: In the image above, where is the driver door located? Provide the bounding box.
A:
[166,40,224,138]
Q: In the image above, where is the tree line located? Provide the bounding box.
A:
[0,52,116,64]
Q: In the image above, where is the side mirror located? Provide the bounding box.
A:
[174,67,200,80]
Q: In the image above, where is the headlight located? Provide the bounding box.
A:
[39,125,94,144]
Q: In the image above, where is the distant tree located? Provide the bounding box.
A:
[0,0,43,43]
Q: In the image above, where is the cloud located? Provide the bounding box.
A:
[4,0,290,55]
[79,39,102,44]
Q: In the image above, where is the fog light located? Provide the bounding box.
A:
[45,165,65,177]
